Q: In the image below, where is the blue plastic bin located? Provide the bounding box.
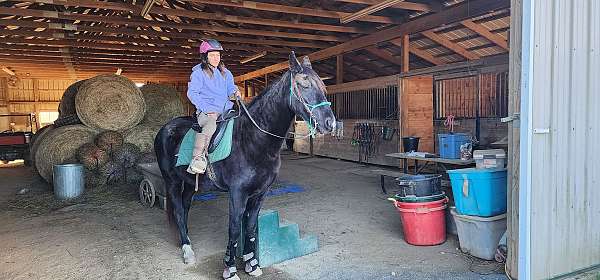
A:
[447,168,507,217]
[438,133,470,159]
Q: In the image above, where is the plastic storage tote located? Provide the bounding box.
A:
[447,168,507,217]
[451,209,507,260]
[473,149,506,169]
[438,133,471,159]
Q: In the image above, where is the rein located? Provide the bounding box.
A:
[236,72,331,140]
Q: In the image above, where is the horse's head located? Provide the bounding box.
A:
[287,52,336,134]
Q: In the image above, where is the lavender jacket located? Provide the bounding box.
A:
[187,63,237,114]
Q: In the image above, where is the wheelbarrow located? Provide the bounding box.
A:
[137,162,167,210]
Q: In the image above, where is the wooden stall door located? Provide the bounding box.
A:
[399,76,434,153]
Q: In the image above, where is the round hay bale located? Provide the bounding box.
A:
[98,160,125,184]
[95,130,124,154]
[77,143,110,170]
[75,74,146,131]
[123,124,161,154]
[34,125,99,183]
[140,84,185,125]
[58,80,85,118]
[113,143,141,168]
[31,124,55,172]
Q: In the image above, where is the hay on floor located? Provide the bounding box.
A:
[75,74,145,131]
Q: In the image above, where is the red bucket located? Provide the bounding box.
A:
[393,197,448,246]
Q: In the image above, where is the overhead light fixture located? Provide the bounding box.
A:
[2,67,15,76]
[141,0,157,17]
[340,0,404,24]
[240,51,267,64]
[320,76,334,81]
[115,68,123,75]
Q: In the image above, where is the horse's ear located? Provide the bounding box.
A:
[289,51,303,73]
[302,56,312,69]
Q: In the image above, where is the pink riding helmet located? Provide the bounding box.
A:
[199,39,224,54]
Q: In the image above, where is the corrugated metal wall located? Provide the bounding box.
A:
[526,0,600,278]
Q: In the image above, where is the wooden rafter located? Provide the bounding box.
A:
[340,0,405,24]
[334,0,431,12]
[0,8,344,42]
[186,0,401,24]
[235,0,509,82]
[364,46,403,66]
[0,24,330,49]
[389,38,443,65]
[460,20,509,50]
[9,1,369,34]
[421,30,480,60]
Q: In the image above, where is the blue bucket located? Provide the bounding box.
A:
[53,164,85,200]
[447,168,507,217]
[438,133,471,159]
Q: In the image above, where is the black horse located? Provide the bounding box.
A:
[154,52,335,280]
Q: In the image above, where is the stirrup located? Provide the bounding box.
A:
[187,155,207,174]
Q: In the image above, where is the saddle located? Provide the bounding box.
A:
[191,109,238,153]
[175,109,237,167]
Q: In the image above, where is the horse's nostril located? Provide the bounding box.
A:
[325,118,334,130]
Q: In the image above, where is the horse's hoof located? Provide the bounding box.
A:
[182,244,196,264]
[223,267,240,280]
[245,264,263,277]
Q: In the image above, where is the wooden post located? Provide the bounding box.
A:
[336,54,344,84]
[507,0,522,278]
[402,34,410,73]
[33,79,40,129]
[244,80,248,98]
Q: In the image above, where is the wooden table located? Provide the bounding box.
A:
[385,152,475,174]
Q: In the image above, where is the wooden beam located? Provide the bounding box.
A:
[334,0,431,12]
[141,0,157,17]
[0,33,295,54]
[235,0,509,82]
[1,67,15,76]
[8,2,368,34]
[460,20,509,50]
[186,0,401,24]
[364,46,403,66]
[0,24,329,49]
[409,46,444,65]
[340,0,405,24]
[0,8,343,42]
[336,55,344,84]
[421,30,480,60]
[402,34,410,72]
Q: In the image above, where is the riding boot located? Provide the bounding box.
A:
[187,133,209,174]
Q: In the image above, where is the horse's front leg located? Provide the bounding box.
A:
[223,191,248,280]
[181,182,197,264]
[242,192,267,277]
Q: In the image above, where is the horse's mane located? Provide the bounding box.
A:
[246,71,290,108]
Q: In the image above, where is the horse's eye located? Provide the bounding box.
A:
[296,75,310,89]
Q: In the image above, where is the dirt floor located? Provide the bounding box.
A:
[0,154,508,280]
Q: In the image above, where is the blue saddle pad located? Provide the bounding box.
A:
[176,119,235,167]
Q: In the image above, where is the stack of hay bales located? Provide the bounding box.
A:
[34,75,186,187]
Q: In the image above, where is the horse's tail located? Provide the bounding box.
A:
[154,120,186,243]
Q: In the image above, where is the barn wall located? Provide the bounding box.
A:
[294,119,400,166]
[400,75,434,153]
[519,0,600,278]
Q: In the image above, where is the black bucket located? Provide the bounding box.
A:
[395,174,442,197]
[402,136,420,152]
